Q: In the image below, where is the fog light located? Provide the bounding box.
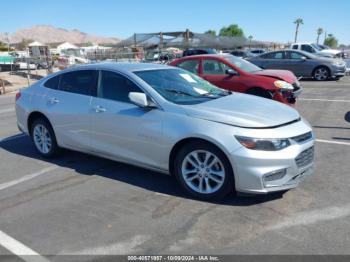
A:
[263,169,287,182]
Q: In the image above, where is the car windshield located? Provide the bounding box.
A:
[311,44,322,51]
[224,55,262,72]
[134,68,230,105]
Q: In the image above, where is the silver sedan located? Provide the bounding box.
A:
[15,63,315,200]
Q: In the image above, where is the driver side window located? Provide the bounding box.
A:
[203,60,231,75]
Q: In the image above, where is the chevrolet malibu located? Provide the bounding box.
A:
[15,63,315,200]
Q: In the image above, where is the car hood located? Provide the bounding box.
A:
[252,69,297,83]
[182,93,300,128]
[321,49,341,55]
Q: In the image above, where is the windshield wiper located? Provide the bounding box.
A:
[163,89,198,97]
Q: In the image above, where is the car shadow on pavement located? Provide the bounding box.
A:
[0,134,285,206]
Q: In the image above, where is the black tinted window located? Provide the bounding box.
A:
[260,52,283,59]
[301,45,314,53]
[98,71,141,103]
[59,70,97,96]
[44,75,60,89]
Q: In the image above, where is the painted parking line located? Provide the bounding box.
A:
[0,165,59,191]
[300,98,350,103]
[0,133,26,143]
[268,204,350,230]
[0,230,50,262]
[0,108,15,114]
[316,139,350,146]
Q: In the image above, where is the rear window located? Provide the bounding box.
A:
[44,75,60,89]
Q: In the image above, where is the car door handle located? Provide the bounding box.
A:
[94,105,106,113]
[48,97,59,104]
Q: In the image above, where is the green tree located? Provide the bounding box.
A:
[316,28,324,44]
[204,30,216,37]
[0,41,8,51]
[324,34,338,48]
[294,18,304,42]
[18,38,34,50]
[219,24,244,37]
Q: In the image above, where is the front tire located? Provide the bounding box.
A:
[174,141,235,200]
[30,118,59,158]
[313,66,330,81]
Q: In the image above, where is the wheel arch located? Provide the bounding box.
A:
[312,65,331,76]
[168,137,234,177]
[27,111,52,136]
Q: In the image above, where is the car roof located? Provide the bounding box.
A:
[59,62,173,74]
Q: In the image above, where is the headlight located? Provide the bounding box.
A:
[332,60,344,67]
[235,136,291,151]
[274,80,294,91]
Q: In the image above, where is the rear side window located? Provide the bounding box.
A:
[98,70,141,103]
[59,70,98,96]
[44,75,60,89]
[292,45,298,50]
[177,60,199,74]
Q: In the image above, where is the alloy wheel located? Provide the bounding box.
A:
[314,68,329,81]
[181,150,225,194]
[33,124,52,154]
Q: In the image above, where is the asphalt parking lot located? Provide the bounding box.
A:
[0,77,349,259]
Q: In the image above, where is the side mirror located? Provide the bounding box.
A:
[225,69,238,76]
[129,92,157,108]
[301,56,307,61]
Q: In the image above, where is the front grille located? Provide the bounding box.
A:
[295,146,314,168]
[292,82,301,92]
[292,132,313,144]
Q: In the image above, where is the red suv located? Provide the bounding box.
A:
[170,54,302,105]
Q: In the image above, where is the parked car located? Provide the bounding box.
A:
[16,63,314,200]
[247,50,347,81]
[250,49,266,55]
[170,54,302,105]
[291,42,342,58]
[230,50,256,59]
[183,48,218,57]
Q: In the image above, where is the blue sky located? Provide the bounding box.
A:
[1,0,350,44]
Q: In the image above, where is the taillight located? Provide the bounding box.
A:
[15,91,21,101]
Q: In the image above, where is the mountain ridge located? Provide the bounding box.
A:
[0,25,120,44]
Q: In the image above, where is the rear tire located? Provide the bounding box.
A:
[173,141,235,201]
[30,118,59,158]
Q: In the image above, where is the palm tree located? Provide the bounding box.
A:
[294,18,304,43]
[316,28,324,44]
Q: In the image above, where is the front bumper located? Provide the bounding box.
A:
[229,138,314,194]
[331,65,346,77]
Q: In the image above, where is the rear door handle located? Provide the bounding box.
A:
[94,105,106,113]
[48,97,59,104]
